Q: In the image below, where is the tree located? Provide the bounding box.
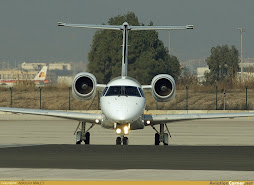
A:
[205,45,239,84]
[88,12,181,84]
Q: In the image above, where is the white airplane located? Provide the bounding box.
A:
[0,22,254,145]
[0,66,49,87]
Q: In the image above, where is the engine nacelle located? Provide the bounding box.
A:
[72,72,97,101]
[151,74,176,102]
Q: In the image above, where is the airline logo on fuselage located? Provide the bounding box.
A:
[39,72,45,78]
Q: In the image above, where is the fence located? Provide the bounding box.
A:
[0,86,252,110]
[0,86,100,110]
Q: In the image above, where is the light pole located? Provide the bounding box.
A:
[238,28,245,82]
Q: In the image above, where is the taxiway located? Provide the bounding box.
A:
[0,114,254,180]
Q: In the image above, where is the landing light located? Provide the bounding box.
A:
[124,126,129,134]
[146,120,151,125]
[95,119,99,123]
[116,128,121,134]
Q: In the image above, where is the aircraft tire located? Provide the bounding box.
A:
[76,131,82,145]
[163,133,168,145]
[116,137,121,145]
[123,137,129,145]
[155,133,160,145]
[85,132,90,144]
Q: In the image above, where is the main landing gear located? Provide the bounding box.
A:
[74,121,95,145]
[151,123,171,145]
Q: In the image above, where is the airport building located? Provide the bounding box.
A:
[197,67,210,82]
[197,63,254,82]
[21,62,71,71]
[0,69,38,80]
[0,62,77,85]
[237,63,254,81]
[49,63,71,71]
[21,63,46,70]
[0,69,57,84]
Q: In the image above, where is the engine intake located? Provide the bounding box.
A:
[72,72,97,100]
[151,74,176,102]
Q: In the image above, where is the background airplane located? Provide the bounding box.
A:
[1,22,254,146]
[0,66,49,87]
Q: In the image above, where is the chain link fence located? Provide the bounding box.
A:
[0,86,252,110]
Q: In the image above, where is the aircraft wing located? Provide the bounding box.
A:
[143,112,254,125]
[0,107,102,124]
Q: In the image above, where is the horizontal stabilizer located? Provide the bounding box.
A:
[58,22,193,31]
[58,22,121,30]
[130,25,194,31]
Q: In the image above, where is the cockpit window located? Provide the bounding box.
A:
[101,87,108,97]
[138,87,145,97]
[105,86,141,97]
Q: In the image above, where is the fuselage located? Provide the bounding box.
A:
[100,76,146,130]
[0,79,49,87]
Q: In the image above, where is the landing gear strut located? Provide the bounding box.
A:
[74,121,94,145]
[152,123,171,145]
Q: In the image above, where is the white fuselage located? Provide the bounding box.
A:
[100,76,146,130]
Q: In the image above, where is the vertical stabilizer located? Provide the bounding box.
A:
[121,22,129,77]
[34,66,48,81]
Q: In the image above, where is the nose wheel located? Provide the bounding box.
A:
[116,136,129,145]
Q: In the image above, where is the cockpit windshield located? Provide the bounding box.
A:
[105,86,141,97]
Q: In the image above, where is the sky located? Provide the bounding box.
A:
[0,0,253,64]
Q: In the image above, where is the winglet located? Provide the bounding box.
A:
[58,22,66,26]
[186,25,194,29]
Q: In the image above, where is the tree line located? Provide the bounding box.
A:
[87,12,240,85]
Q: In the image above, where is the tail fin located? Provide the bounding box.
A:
[34,66,48,81]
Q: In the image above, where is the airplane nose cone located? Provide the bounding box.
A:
[101,97,144,123]
[108,105,138,123]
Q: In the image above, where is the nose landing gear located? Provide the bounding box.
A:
[116,136,129,145]
[115,124,130,145]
